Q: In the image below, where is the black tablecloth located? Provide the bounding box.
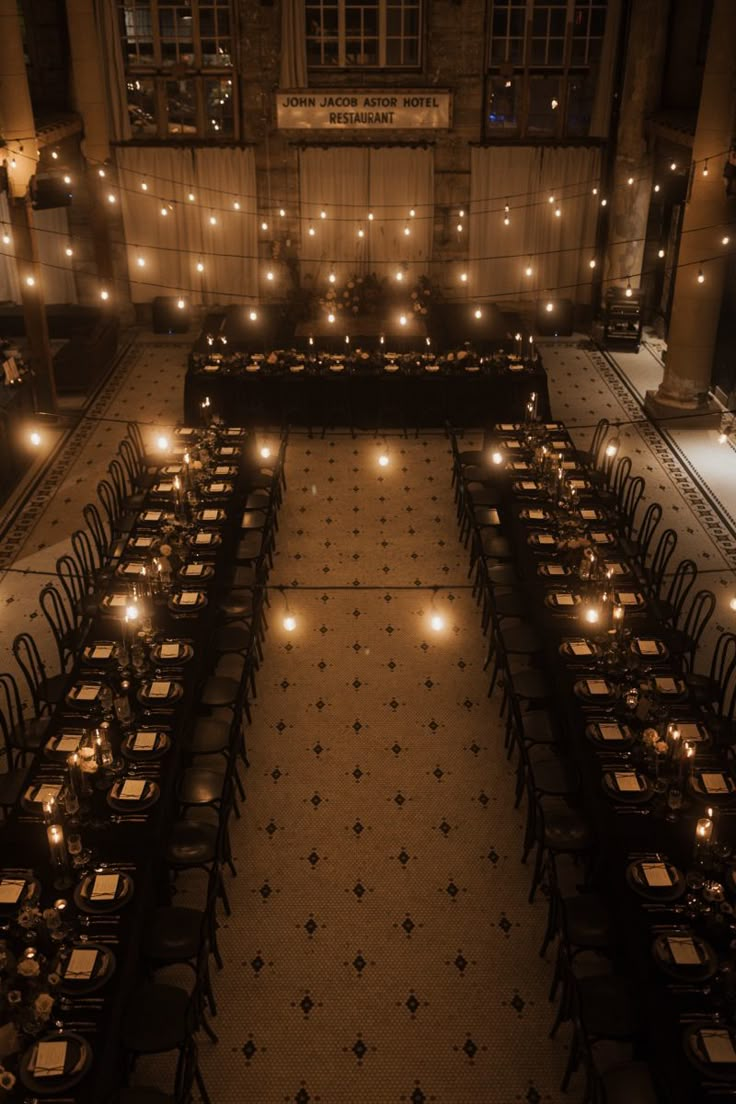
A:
[183,359,550,429]
[0,431,249,1102]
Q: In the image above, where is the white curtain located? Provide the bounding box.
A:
[590,0,622,139]
[0,200,75,305]
[469,145,601,304]
[299,146,434,283]
[94,0,131,143]
[280,0,308,88]
[116,146,258,304]
[0,195,20,303]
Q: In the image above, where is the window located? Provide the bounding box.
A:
[119,1,236,138]
[306,0,422,69]
[486,0,607,138]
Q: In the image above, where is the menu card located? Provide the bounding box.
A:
[679,723,705,742]
[599,723,624,741]
[641,862,671,887]
[91,644,113,660]
[33,1039,68,1077]
[618,592,640,605]
[34,784,61,805]
[90,874,119,900]
[75,685,100,701]
[580,509,598,520]
[184,564,204,576]
[605,562,625,575]
[161,644,180,659]
[215,466,231,475]
[590,531,610,543]
[133,731,157,751]
[636,639,659,655]
[562,461,577,470]
[702,772,730,794]
[614,771,641,791]
[537,534,555,545]
[156,482,174,493]
[108,594,127,607]
[141,511,162,522]
[65,948,98,979]
[570,641,592,656]
[554,593,575,606]
[194,532,213,545]
[655,677,679,693]
[520,481,538,490]
[528,509,546,520]
[667,936,700,966]
[123,563,144,575]
[119,779,146,800]
[56,734,82,753]
[179,592,199,606]
[546,564,566,575]
[202,509,219,521]
[149,681,171,698]
[0,879,25,904]
[586,680,610,695]
[209,483,226,493]
[133,536,153,548]
[701,1030,736,1063]
[569,480,587,489]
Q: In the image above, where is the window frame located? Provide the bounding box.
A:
[119,0,238,141]
[485,0,607,140]
[305,0,423,72]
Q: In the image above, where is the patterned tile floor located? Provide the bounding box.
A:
[2,332,736,1101]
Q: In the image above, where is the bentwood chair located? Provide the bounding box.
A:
[12,632,66,717]
[39,582,84,673]
[0,671,49,767]
[620,500,661,564]
[115,1037,206,1103]
[649,557,697,627]
[118,435,156,493]
[686,630,736,713]
[109,456,146,513]
[55,553,92,627]
[576,417,610,471]
[642,526,677,597]
[661,588,716,671]
[120,989,213,1104]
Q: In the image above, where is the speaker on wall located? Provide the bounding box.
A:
[152,295,191,334]
[30,175,72,210]
[534,298,574,337]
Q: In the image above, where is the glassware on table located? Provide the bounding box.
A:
[666,783,683,821]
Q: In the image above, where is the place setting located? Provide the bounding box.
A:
[651,929,718,982]
[625,856,687,901]
[120,727,171,762]
[106,774,160,813]
[602,766,653,805]
[57,941,116,995]
[19,1032,94,1096]
[167,588,208,615]
[73,869,135,914]
[136,678,184,706]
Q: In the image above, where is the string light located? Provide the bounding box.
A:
[141,179,148,191]
[524,260,533,277]
[368,212,374,221]
[188,192,196,203]
[722,236,730,246]
[320,209,327,220]
[554,206,561,218]
[457,222,464,232]
[459,209,465,218]
[328,269,336,284]
[209,212,217,226]
[196,259,205,272]
[545,301,554,312]
[65,245,73,258]
[600,198,608,206]
[403,225,410,236]
[233,200,241,210]
[548,195,555,205]
[249,310,258,321]
[697,267,705,284]
[654,183,660,192]
[266,268,274,281]
[474,307,482,319]
[160,205,169,217]
[592,187,598,195]
[702,161,709,177]
[627,176,634,185]
[107,193,116,204]
[625,280,633,297]
[261,220,269,231]
[51,150,58,161]
[460,272,468,282]
[658,248,665,258]
[503,202,510,226]
[589,258,596,269]
[136,254,145,267]
[98,168,106,178]
[24,275,35,287]
[176,297,185,310]
[399,314,407,326]
[63,175,71,185]
[357,227,365,238]
[670,162,677,171]
[308,225,315,236]
[279,207,286,217]
[100,288,109,301]
[409,208,416,217]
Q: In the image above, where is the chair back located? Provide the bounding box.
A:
[647,528,677,594]
[587,418,610,469]
[97,478,121,531]
[619,475,644,538]
[610,455,632,504]
[39,583,76,672]
[126,421,147,466]
[12,633,53,716]
[663,558,697,625]
[82,502,111,567]
[118,436,143,486]
[707,631,736,707]
[680,589,715,668]
[55,554,85,626]
[0,671,34,756]
[634,501,662,565]
[108,457,132,505]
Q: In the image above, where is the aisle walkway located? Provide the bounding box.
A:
[197,433,567,1103]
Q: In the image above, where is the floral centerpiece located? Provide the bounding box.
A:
[318,272,388,318]
[408,275,433,317]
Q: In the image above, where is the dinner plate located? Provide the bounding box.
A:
[116,561,148,579]
[137,679,184,705]
[648,675,688,700]
[588,530,617,546]
[107,777,160,811]
[584,720,634,748]
[74,870,134,914]
[19,1031,93,1094]
[544,592,581,611]
[44,729,87,759]
[520,508,552,522]
[631,637,669,661]
[0,873,40,912]
[136,509,165,526]
[168,590,207,614]
[121,728,171,761]
[150,640,194,665]
[528,531,558,549]
[573,677,617,702]
[689,770,736,799]
[22,780,64,813]
[202,482,233,497]
[58,941,116,994]
[625,859,685,901]
[683,1024,736,1081]
[537,561,570,578]
[384,364,399,373]
[602,769,652,804]
[196,508,226,524]
[513,480,544,494]
[245,364,260,373]
[187,530,222,551]
[81,642,120,666]
[178,562,215,582]
[651,931,717,981]
[560,638,600,661]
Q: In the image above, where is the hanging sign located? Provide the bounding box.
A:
[276,90,451,130]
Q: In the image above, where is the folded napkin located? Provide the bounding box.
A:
[64,947,98,980]
[545,564,565,575]
[701,1030,736,1063]
[0,879,25,904]
[214,466,231,475]
[641,862,671,887]
[133,536,153,548]
[590,531,610,542]
[520,481,538,490]
[119,779,146,800]
[209,483,226,493]
[618,592,639,605]
[90,873,119,900]
[580,509,598,520]
[599,723,624,741]
[149,680,171,698]
[554,593,575,606]
[528,509,545,520]
[57,734,82,753]
[75,685,99,701]
[91,644,114,660]
[107,594,127,607]
[142,510,162,522]
[160,643,180,659]
[667,936,700,966]
[605,561,625,575]
[34,783,61,805]
[537,534,555,545]
[655,677,679,693]
[679,723,704,742]
[133,731,157,751]
[184,564,204,576]
[202,509,219,521]
[194,532,213,545]
[570,641,592,656]
[614,771,641,792]
[123,563,144,575]
[33,1039,67,1077]
[702,772,729,794]
[636,639,659,655]
[586,679,609,695]
[156,482,174,493]
[179,592,199,606]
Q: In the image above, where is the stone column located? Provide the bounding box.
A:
[0,0,56,413]
[646,0,736,413]
[604,0,670,293]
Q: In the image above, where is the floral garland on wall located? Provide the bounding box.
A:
[315,272,437,320]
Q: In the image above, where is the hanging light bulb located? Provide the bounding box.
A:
[283,614,296,632]
[554,206,561,218]
[627,176,634,185]
[260,445,272,459]
[357,227,365,238]
[503,203,510,226]
[545,301,554,312]
[723,236,730,246]
[460,272,468,283]
[491,450,503,465]
[209,212,217,226]
[65,245,73,258]
[474,307,482,319]
[25,275,35,287]
[107,193,116,204]
[188,192,195,202]
[233,200,241,210]
[719,433,729,446]
[51,149,58,160]
[279,207,286,217]
[525,262,533,277]
[548,195,555,205]
[399,314,408,326]
[266,268,274,281]
[141,178,148,191]
[136,255,145,267]
[328,312,335,323]
[378,452,389,467]
[2,231,11,245]
[177,298,185,310]
[261,220,269,232]
[320,209,327,219]
[457,222,464,232]
[589,258,596,269]
[592,187,598,195]
[697,267,705,284]
[63,175,72,185]
[430,614,445,632]
[160,205,169,217]
[9,159,15,169]
[550,98,559,110]
[368,211,374,221]
[249,310,258,321]
[654,183,660,193]
[100,288,109,301]
[702,161,709,177]
[409,208,416,218]
[605,437,620,458]
[600,198,608,207]
[403,225,410,236]
[98,168,106,178]
[308,225,315,236]
[625,280,633,297]
[395,270,404,281]
[196,260,205,272]
[658,248,665,258]
[29,429,42,447]
[670,161,677,171]
[328,270,336,284]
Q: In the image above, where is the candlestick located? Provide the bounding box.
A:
[66,751,82,804]
[47,822,71,889]
[530,391,538,421]
[696,815,713,843]
[612,602,624,644]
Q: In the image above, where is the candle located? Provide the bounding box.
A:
[530,391,538,421]
[47,822,70,887]
[696,816,713,843]
[66,752,82,809]
[612,602,624,643]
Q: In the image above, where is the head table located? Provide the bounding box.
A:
[184,346,550,429]
[0,423,251,1101]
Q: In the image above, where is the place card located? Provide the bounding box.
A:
[183,564,204,576]
[554,593,575,606]
[208,483,226,493]
[679,723,706,742]
[149,681,171,698]
[702,772,730,794]
[605,561,626,575]
[75,685,100,701]
[615,771,641,792]
[107,594,127,607]
[56,734,82,753]
[65,948,98,979]
[641,862,671,887]
[586,679,610,695]
[141,510,162,522]
[570,641,592,656]
[0,879,25,904]
[179,591,199,605]
[599,723,624,741]
[161,643,180,659]
[537,534,555,544]
[618,592,640,605]
[90,874,119,900]
[528,509,546,520]
[701,1030,736,1063]
[545,563,566,574]
[33,1039,67,1077]
[132,536,153,548]
[91,644,113,660]
[34,784,61,804]
[655,677,678,693]
[133,731,158,751]
[119,779,146,800]
[580,509,599,520]
[194,532,213,545]
[202,510,219,521]
[636,639,659,655]
[155,482,174,493]
[667,936,700,966]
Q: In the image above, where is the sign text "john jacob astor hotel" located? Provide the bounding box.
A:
[276,91,452,130]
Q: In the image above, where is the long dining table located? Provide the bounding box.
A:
[487,420,736,1104]
[0,423,252,1102]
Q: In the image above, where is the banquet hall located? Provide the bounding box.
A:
[0,1,734,1102]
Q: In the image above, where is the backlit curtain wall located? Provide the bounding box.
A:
[116,145,257,304]
[299,146,434,284]
[0,196,76,305]
[469,146,601,304]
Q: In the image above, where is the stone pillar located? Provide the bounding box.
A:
[605,0,670,293]
[647,0,736,413]
[0,0,56,413]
